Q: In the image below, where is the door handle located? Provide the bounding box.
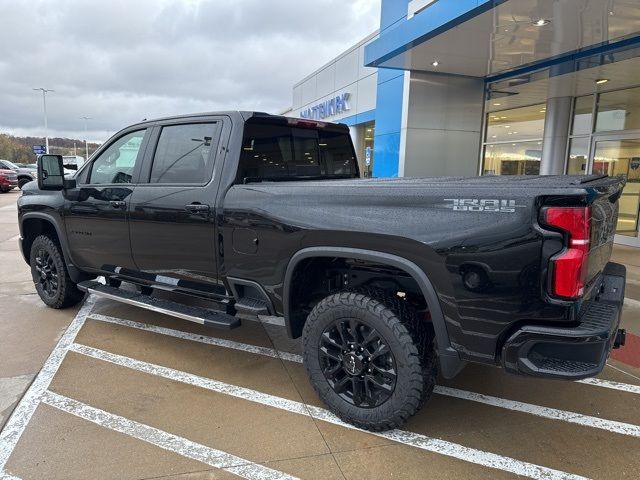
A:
[185,203,210,214]
[109,200,126,209]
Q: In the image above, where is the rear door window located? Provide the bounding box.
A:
[149,123,220,184]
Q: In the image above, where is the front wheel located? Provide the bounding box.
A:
[302,292,436,431]
[18,178,32,189]
[30,235,85,309]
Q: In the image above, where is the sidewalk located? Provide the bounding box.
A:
[0,192,79,430]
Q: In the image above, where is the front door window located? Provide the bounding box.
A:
[88,130,146,184]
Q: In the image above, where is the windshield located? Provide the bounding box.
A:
[238,120,359,183]
[1,160,19,169]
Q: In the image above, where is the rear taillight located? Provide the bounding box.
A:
[543,206,591,299]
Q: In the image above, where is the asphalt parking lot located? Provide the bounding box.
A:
[1,189,640,480]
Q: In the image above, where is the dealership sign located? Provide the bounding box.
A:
[300,93,351,120]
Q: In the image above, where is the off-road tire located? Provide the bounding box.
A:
[30,235,85,309]
[302,291,437,431]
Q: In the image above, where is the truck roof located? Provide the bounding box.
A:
[127,111,339,130]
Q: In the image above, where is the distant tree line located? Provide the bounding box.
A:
[0,134,101,163]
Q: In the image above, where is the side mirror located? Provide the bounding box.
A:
[38,154,65,191]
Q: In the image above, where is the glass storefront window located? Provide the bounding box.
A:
[486,104,546,142]
[483,141,542,175]
[596,86,640,132]
[362,123,374,178]
[566,137,590,175]
[592,139,640,237]
[571,95,594,135]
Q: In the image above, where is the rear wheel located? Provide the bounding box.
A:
[302,291,436,431]
[30,235,85,308]
[18,178,32,189]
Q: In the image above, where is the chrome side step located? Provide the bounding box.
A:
[78,281,241,330]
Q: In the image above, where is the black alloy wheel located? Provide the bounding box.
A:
[34,248,59,298]
[303,291,437,431]
[30,235,85,309]
[319,318,397,408]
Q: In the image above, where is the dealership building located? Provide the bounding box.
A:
[286,0,640,247]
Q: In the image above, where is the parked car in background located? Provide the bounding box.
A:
[62,155,85,171]
[0,167,18,192]
[0,159,36,189]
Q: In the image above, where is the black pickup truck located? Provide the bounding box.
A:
[18,111,628,431]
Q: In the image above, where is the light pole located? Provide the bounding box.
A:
[33,88,54,153]
[80,116,92,160]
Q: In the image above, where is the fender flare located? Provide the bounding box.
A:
[283,246,465,379]
[20,212,87,283]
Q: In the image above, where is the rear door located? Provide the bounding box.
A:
[128,118,227,294]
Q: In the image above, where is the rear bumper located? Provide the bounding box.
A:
[502,262,626,380]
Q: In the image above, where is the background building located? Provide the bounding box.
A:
[288,0,640,247]
[287,33,379,177]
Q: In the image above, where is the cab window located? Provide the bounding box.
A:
[238,120,358,183]
[88,130,146,184]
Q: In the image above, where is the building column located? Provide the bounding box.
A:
[401,72,484,177]
[540,96,572,175]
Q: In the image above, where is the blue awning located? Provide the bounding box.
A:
[365,0,640,80]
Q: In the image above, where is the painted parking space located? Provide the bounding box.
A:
[1,296,640,479]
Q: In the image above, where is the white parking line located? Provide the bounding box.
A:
[0,473,22,480]
[42,390,299,480]
[434,386,640,438]
[89,313,640,432]
[576,377,640,395]
[89,314,303,363]
[0,298,96,474]
[91,312,640,398]
[69,343,588,480]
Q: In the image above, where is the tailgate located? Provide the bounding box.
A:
[586,178,624,284]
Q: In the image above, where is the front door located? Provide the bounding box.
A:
[128,120,224,294]
[590,135,640,247]
[64,129,149,271]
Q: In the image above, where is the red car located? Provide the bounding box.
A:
[0,168,18,192]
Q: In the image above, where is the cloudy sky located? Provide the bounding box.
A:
[0,0,380,143]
